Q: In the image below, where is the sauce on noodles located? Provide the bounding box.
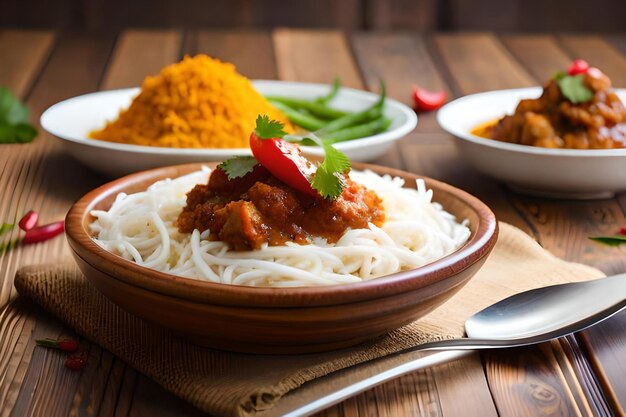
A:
[177,164,384,250]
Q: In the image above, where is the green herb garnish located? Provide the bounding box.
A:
[555,73,593,104]
[254,114,287,139]
[0,86,37,144]
[311,142,351,199]
[217,156,258,179]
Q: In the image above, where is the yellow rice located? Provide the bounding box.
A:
[89,55,291,148]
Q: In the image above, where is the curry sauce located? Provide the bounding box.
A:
[177,166,385,250]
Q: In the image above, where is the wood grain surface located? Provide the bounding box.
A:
[0,28,625,417]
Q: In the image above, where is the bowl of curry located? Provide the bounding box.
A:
[437,63,626,199]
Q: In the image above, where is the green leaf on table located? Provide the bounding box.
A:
[556,74,593,104]
[0,223,14,237]
[217,156,258,179]
[0,238,21,255]
[0,86,38,144]
[311,142,351,199]
[589,235,626,247]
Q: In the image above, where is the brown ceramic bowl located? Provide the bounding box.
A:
[65,162,498,354]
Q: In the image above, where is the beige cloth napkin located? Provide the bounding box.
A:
[14,223,604,417]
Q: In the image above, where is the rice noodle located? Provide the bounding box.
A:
[91,168,471,287]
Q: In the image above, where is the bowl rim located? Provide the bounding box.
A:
[40,81,418,156]
[65,162,498,308]
[437,86,626,157]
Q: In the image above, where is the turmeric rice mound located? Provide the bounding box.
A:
[89,55,292,148]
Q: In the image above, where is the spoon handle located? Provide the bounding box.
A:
[279,336,546,417]
[281,350,468,417]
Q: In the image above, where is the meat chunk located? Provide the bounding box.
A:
[217,201,268,251]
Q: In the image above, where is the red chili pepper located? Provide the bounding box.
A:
[22,220,64,244]
[65,355,87,370]
[18,210,38,231]
[36,338,79,352]
[249,133,319,198]
[619,227,626,235]
[412,86,447,112]
[567,59,590,76]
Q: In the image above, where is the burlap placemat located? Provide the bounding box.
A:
[14,223,604,417]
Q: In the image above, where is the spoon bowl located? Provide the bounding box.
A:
[465,272,626,341]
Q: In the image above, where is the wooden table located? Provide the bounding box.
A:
[1,29,625,417]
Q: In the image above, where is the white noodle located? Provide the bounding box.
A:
[91,168,471,287]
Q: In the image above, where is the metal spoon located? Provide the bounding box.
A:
[283,272,626,417]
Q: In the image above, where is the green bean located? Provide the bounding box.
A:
[268,100,327,131]
[321,116,392,144]
[315,82,386,136]
[265,96,348,119]
[315,77,341,105]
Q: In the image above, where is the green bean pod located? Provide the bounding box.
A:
[315,81,386,136]
[315,77,341,105]
[269,100,327,131]
[265,96,347,119]
[321,116,392,144]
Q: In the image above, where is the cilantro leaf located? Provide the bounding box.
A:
[217,156,258,179]
[254,115,287,139]
[0,86,37,144]
[310,143,351,199]
[556,74,593,104]
[589,235,626,247]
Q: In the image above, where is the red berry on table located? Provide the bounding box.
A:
[64,355,87,371]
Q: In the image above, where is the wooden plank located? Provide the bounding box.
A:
[273,29,363,88]
[0,301,38,417]
[94,359,139,417]
[501,35,572,81]
[484,342,597,417]
[558,35,626,88]
[364,0,438,31]
[509,197,626,274]
[434,33,535,94]
[351,32,449,133]
[0,30,54,97]
[578,310,626,415]
[186,30,277,80]
[436,355,499,416]
[101,30,183,90]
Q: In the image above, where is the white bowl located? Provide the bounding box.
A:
[437,87,626,199]
[41,80,417,176]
